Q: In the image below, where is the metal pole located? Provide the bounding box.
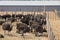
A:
[21,9,24,15]
[43,5,46,18]
[54,9,57,20]
[6,10,7,21]
[33,9,35,21]
[15,9,16,18]
[43,5,55,40]
[46,13,55,40]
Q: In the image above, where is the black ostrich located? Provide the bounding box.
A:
[2,14,11,21]
[0,34,4,38]
[16,14,23,19]
[0,20,5,25]
[16,22,30,37]
[2,22,13,35]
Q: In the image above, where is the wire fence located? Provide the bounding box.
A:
[46,12,55,40]
[47,10,60,40]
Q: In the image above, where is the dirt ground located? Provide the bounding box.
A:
[49,20,60,40]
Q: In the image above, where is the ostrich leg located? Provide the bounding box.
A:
[4,30,6,35]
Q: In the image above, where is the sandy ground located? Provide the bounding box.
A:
[49,20,60,40]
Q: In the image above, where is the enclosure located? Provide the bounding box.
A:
[0,6,60,40]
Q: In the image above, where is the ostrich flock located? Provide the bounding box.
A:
[0,12,47,38]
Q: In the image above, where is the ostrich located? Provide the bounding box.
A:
[16,18,30,37]
[2,21,13,35]
[0,34,4,38]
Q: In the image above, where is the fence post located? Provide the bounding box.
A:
[46,12,55,40]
